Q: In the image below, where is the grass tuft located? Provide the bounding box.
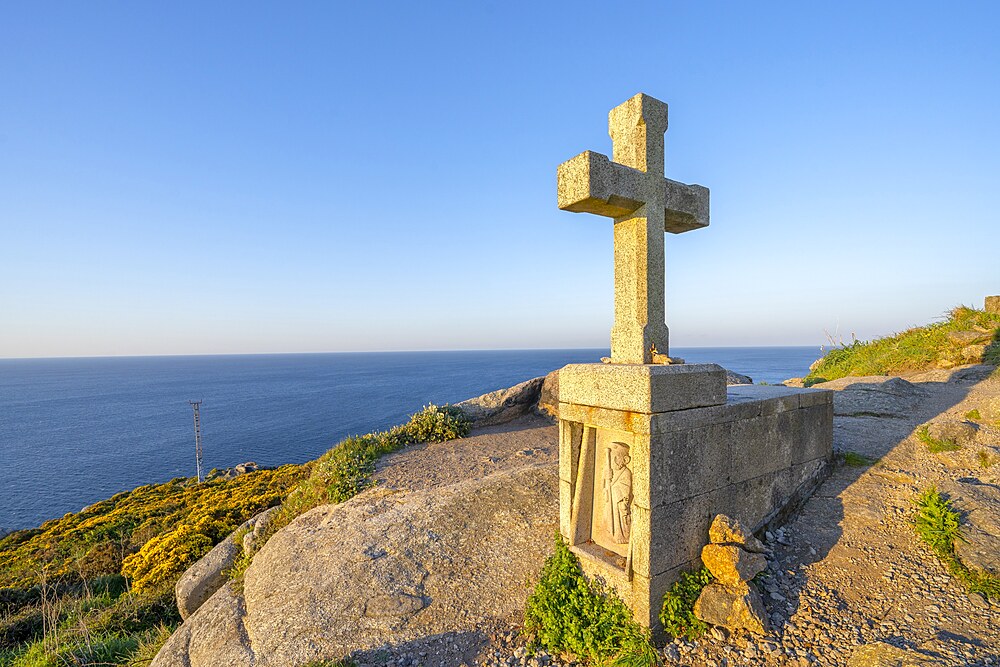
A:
[842,451,878,467]
[913,488,1000,600]
[916,425,962,453]
[965,409,982,421]
[977,450,997,469]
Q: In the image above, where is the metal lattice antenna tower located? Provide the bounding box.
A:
[189,400,204,483]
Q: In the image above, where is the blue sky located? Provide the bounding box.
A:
[1,1,997,357]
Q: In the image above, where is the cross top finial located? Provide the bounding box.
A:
[557,93,710,365]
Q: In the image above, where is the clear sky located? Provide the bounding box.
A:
[2,1,997,358]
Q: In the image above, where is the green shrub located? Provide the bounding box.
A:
[913,488,1000,600]
[524,536,657,667]
[915,425,961,453]
[659,568,713,640]
[965,409,982,421]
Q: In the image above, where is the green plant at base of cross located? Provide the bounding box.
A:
[524,535,658,667]
[659,567,713,641]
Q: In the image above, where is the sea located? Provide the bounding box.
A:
[0,347,821,532]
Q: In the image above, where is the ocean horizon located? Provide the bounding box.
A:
[0,346,822,531]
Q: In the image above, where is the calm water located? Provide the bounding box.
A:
[0,347,820,531]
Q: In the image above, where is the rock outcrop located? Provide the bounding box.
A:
[820,376,927,418]
[153,463,558,667]
[455,376,544,426]
[724,369,753,385]
[175,506,279,620]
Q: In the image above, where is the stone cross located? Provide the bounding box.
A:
[557,93,710,364]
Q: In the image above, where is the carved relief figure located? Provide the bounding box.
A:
[602,441,633,544]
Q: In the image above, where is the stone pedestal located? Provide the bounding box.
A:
[557,363,833,637]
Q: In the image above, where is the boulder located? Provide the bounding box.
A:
[537,369,559,418]
[700,544,766,588]
[693,582,768,635]
[175,507,277,620]
[946,330,991,346]
[725,370,753,385]
[986,295,1000,314]
[455,377,545,427]
[926,420,978,446]
[708,514,767,554]
[154,464,558,667]
[847,641,939,666]
[943,479,1000,576]
[153,583,255,667]
[820,376,925,418]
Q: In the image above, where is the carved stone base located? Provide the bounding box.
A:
[558,377,833,638]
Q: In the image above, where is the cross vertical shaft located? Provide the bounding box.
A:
[609,96,669,364]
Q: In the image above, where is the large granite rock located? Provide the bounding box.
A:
[153,464,558,667]
[455,377,545,427]
[175,507,279,620]
[942,479,1000,576]
[818,376,926,418]
[724,369,753,385]
[537,369,559,418]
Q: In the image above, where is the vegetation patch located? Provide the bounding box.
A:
[805,306,1000,385]
[977,450,997,469]
[841,451,878,467]
[913,488,1000,600]
[524,535,657,667]
[659,567,713,641]
[253,405,470,558]
[915,425,962,453]
[964,409,982,421]
[0,404,469,666]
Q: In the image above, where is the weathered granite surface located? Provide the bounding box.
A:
[153,463,559,667]
[175,506,279,620]
[455,376,544,427]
